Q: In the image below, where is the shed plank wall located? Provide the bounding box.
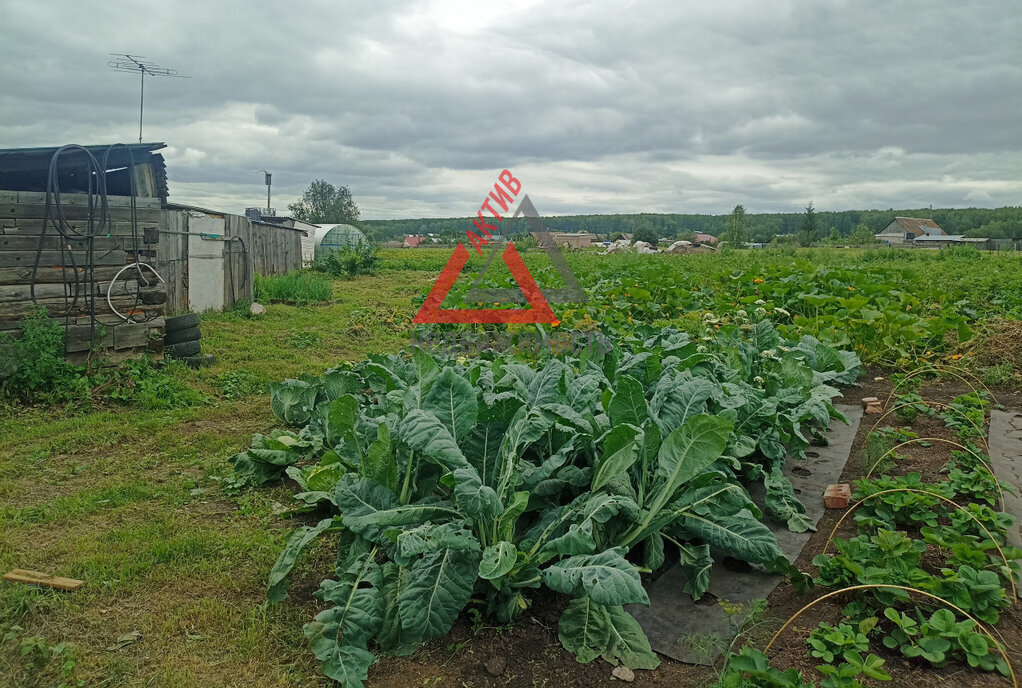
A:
[0,191,166,358]
[0,191,302,360]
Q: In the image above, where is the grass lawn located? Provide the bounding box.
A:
[0,270,436,688]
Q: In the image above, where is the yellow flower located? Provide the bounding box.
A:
[753,278,764,284]
[848,286,855,291]
[951,354,962,360]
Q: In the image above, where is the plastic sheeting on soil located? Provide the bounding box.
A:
[989,410,1022,577]
[626,404,863,665]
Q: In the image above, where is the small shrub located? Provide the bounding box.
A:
[102,359,204,410]
[937,245,982,260]
[0,307,203,410]
[513,234,539,250]
[313,244,380,279]
[254,272,333,305]
[285,331,321,349]
[982,363,1014,386]
[215,369,268,399]
[0,308,90,405]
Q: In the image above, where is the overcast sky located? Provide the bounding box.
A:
[1,1,1019,219]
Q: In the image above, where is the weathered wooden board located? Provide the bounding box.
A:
[156,210,189,313]
[3,569,83,591]
[0,250,127,268]
[0,236,126,252]
[61,319,165,353]
[0,203,161,222]
[0,265,125,285]
[0,219,159,235]
[0,277,152,302]
[13,191,162,208]
[0,310,163,331]
[113,320,164,349]
[0,290,164,320]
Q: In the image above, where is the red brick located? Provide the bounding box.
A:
[824,484,851,509]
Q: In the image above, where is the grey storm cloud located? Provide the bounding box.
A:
[0,0,1019,219]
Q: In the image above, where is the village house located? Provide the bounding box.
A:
[874,217,944,245]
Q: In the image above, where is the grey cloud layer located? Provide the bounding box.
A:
[1,0,1019,218]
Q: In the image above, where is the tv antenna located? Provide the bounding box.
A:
[108,54,189,143]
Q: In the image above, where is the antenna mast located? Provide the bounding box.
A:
[108,54,189,142]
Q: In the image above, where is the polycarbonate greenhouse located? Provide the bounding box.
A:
[313,224,367,258]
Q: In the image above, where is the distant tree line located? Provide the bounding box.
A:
[360,206,1022,243]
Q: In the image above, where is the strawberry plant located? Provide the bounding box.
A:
[806,620,875,663]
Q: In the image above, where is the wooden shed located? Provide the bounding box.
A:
[0,142,304,362]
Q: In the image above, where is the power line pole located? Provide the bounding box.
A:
[261,170,272,213]
[108,54,189,142]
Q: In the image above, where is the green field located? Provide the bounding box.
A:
[2,247,1021,688]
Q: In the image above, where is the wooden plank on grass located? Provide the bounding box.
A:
[3,569,84,591]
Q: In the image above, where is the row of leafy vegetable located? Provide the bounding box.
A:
[566,263,978,367]
[721,389,1021,687]
[417,252,986,367]
[230,322,861,686]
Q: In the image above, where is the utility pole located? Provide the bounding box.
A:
[261,170,272,213]
[108,54,189,142]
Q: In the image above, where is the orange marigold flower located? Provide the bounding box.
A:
[753,278,764,284]
[951,353,962,360]
[848,286,855,291]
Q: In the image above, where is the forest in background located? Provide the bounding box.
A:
[361,205,1022,243]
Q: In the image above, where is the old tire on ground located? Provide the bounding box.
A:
[164,326,201,346]
[182,354,216,369]
[165,313,200,332]
[166,340,201,359]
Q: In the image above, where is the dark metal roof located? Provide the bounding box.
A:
[165,201,226,215]
[0,142,168,199]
